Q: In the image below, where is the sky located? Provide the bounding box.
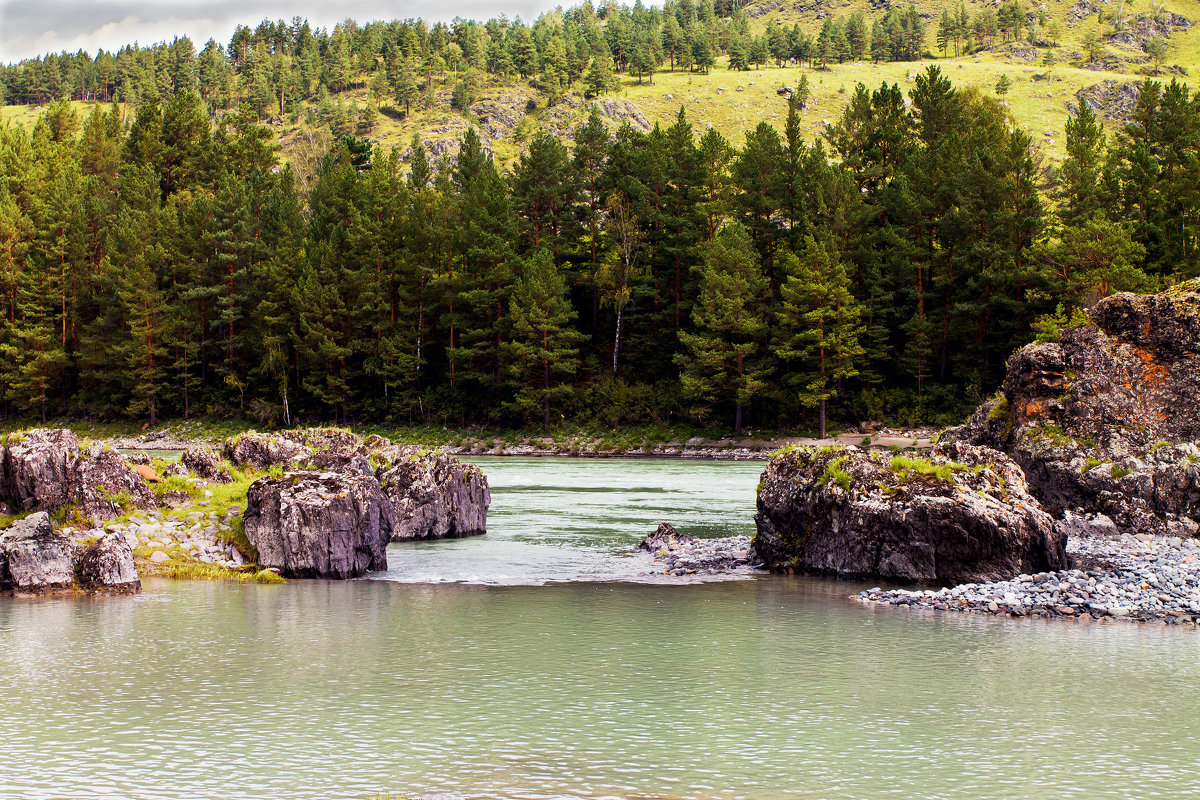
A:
[0,0,567,63]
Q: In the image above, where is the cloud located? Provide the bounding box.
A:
[0,0,568,62]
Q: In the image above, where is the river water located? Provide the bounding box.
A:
[2,457,1200,800]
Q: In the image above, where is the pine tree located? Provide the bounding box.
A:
[676,223,771,433]
[773,238,864,438]
[584,48,618,98]
[504,250,584,424]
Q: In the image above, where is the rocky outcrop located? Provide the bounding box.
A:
[378,450,490,541]
[73,531,140,592]
[224,432,310,469]
[754,443,1067,586]
[1,431,156,523]
[242,471,394,579]
[71,445,157,522]
[2,428,80,511]
[182,446,232,483]
[947,282,1200,535]
[0,512,74,592]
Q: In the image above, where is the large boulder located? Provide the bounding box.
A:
[71,445,157,522]
[0,512,74,592]
[224,432,310,469]
[73,531,140,592]
[754,443,1067,586]
[181,446,232,483]
[947,282,1200,535]
[242,471,394,579]
[377,450,490,541]
[2,429,80,511]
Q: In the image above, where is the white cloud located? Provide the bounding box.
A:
[0,0,572,63]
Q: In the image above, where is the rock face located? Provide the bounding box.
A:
[0,513,75,592]
[182,446,232,483]
[224,432,310,469]
[754,443,1067,586]
[947,282,1200,535]
[73,531,140,592]
[71,445,157,522]
[2,429,80,511]
[378,450,490,541]
[242,471,394,579]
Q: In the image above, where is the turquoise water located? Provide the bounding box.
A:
[1,457,1199,800]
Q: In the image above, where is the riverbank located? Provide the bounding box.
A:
[1,419,937,461]
[856,531,1200,626]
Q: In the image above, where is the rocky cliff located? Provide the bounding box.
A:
[754,443,1067,585]
[946,281,1200,535]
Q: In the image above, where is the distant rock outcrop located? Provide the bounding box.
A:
[242,471,394,579]
[224,432,310,469]
[182,446,232,483]
[754,443,1067,585]
[946,282,1200,536]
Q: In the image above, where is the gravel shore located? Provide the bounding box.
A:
[641,534,762,578]
[855,532,1200,625]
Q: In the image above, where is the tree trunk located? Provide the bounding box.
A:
[819,397,827,439]
[734,401,743,434]
[612,304,624,375]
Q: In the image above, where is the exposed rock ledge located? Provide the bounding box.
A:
[944,281,1200,536]
[754,442,1067,586]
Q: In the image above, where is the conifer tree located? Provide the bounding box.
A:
[773,238,864,438]
[676,223,771,433]
[505,250,584,424]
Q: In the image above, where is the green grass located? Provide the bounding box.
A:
[889,454,976,483]
[821,455,853,492]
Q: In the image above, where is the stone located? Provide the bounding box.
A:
[149,550,170,564]
[377,451,489,541]
[74,532,140,592]
[124,452,151,465]
[754,442,1067,586]
[71,445,157,522]
[639,522,699,552]
[242,470,394,579]
[2,428,80,511]
[224,432,310,469]
[0,512,74,591]
[946,281,1200,535]
[181,447,232,483]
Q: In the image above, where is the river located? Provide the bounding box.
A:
[2,457,1199,800]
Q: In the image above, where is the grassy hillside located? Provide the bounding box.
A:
[2,0,1196,169]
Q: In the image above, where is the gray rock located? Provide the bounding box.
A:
[181,447,232,483]
[72,445,157,522]
[755,442,1067,585]
[0,512,74,592]
[73,531,140,592]
[639,522,698,551]
[224,432,310,469]
[2,428,80,511]
[378,451,489,541]
[243,470,394,579]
